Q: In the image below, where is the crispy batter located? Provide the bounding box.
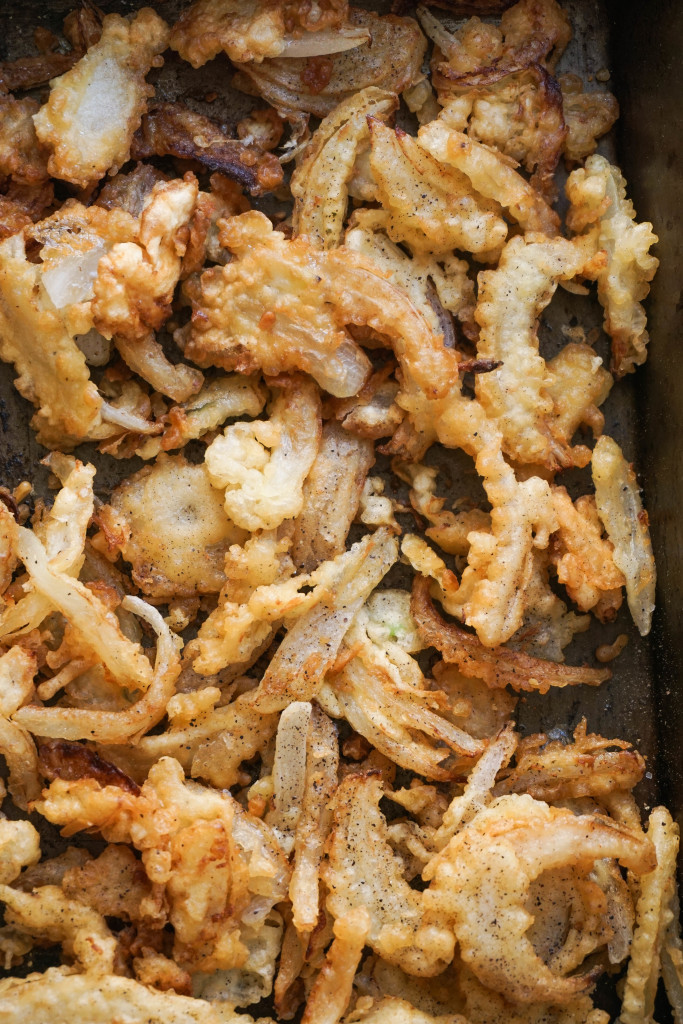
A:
[184,211,461,401]
[566,154,659,376]
[425,794,655,1004]
[292,88,397,249]
[474,233,598,469]
[550,487,624,614]
[170,0,350,66]
[411,575,610,692]
[33,9,170,188]
[131,102,283,196]
[592,435,656,636]
[324,773,455,976]
[494,719,645,802]
[545,342,612,457]
[233,10,426,118]
[369,120,508,258]
[559,74,619,162]
[419,118,560,236]
[99,453,247,599]
[205,375,322,532]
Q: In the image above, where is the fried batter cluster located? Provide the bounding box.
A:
[0,0,676,1022]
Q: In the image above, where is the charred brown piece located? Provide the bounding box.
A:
[131,102,284,196]
[411,575,611,691]
[458,358,502,374]
[0,2,102,93]
[38,738,141,795]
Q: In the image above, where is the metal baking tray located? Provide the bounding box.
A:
[0,0,681,1014]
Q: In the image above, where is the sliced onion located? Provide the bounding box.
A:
[41,242,107,308]
[270,701,312,836]
[306,338,371,398]
[280,27,371,59]
[75,329,112,367]
[100,400,162,435]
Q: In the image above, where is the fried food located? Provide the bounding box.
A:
[170,0,351,66]
[291,421,374,571]
[411,575,610,691]
[494,718,645,802]
[98,453,248,598]
[0,0,670,1019]
[324,773,455,976]
[418,118,560,236]
[592,434,656,636]
[205,374,322,531]
[33,9,170,188]
[566,154,659,375]
[559,74,619,161]
[425,794,655,1003]
[232,10,426,118]
[0,96,48,186]
[131,101,283,196]
[292,88,398,250]
[368,119,508,258]
[474,233,598,468]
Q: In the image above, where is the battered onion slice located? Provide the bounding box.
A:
[292,88,398,250]
[0,648,40,810]
[424,794,655,1004]
[0,970,236,1023]
[566,154,659,376]
[231,10,426,119]
[33,9,170,188]
[319,606,486,781]
[170,0,354,66]
[474,233,599,469]
[291,421,375,572]
[545,342,613,459]
[98,453,248,599]
[591,435,656,636]
[549,486,625,616]
[494,718,645,803]
[411,575,610,692]
[183,211,461,401]
[368,119,508,258]
[323,773,455,976]
[35,756,290,975]
[205,375,322,532]
[418,118,559,236]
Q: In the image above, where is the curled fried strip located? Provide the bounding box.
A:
[419,118,559,236]
[566,154,659,376]
[0,885,117,974]
[425,794,655,1004]
[34,9,170,188]
[15,591,181,744]
[621,807,680,1024]
[369,119,508,257]
[301,908,370,1024]
[323,773,455,976]
[292,88,397,250]
[474,233,598,468]
[592,435,656,636]
[411,575,610,692]
[494,719,645,802]
[434,722,518,848]
[252,528,398,711]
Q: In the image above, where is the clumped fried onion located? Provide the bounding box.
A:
[0,0,673,1022]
